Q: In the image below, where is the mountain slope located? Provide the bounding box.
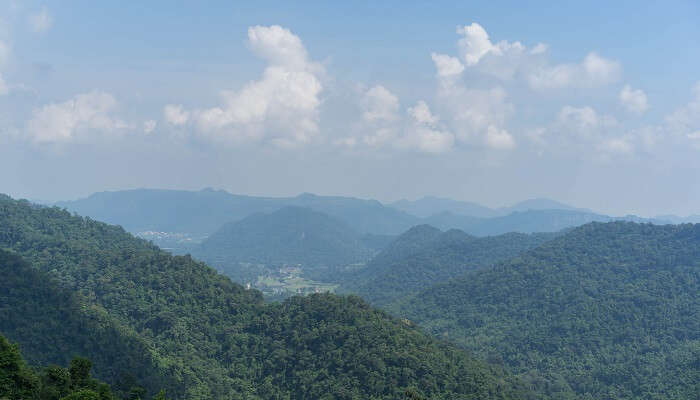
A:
[0,195,537,400]
[193,206,377,282]
[394,222,700,399]
[0,249,169,397]
[342,225,556,305]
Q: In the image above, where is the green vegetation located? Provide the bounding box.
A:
[393,222,700,399]
[194,206,378,283]
[0,333,166,400]
[341,225,556,305]
[0,195,537,399]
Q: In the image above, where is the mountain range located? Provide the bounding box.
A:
[55,189,675,245]
[390,196,591,218]
[390,222,700,400]
[0,194,536,399]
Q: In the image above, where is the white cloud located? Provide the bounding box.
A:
[163,104,190,126]
[189,25,324,147]
[530,43,548,55]
[143,120,157,134]
[449,23,619,89]
[362,85,399,123]
[438,84,514,146]
[402,101,454,153]
[558,105,601,131]
[27,91,124,143]
[457,23,504,66]
[533,105,636,156]
[528,52,621,89]
[484,126,515,149]
[408,100,439,125]
[619,85,649,114]
[28,7,52,33]
[431,53,464,79]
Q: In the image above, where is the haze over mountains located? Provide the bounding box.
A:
[55,188,678,242]
[390,196,591,218]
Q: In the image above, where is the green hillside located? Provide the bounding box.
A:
[342,225,556,305]
[194,206,377,284]
[394,222,700,399]
[0,195,536,400]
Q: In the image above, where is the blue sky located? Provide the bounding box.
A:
[1,1,700,216]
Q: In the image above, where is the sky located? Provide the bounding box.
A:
[1,0,700,216]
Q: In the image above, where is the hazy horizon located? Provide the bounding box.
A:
[2,1,700,217]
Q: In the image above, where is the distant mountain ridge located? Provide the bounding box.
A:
[56,188,418,236]
[56,189,676,244]
[390,196,591,218]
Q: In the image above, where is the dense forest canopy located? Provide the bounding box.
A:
[392,222,700,399]
[0,194,538,399]
[340,225,557,305]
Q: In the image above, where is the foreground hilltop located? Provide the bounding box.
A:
[394,221,700,399]
[0,194,537,399]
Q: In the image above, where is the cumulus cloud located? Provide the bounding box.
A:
[558,105,601,131]
[362,85,399,123]
[532,105,636,156]
[28,7,52,33]
[402,101,454,153]
[186,25,324,147]
[26,91,124,143]
[527,52,621,89]
[455,23,524,66]
[619,85,649,114]
[343,89,454,154]
[449,23,620,89]
[163,104,190,126]
[431,53,464,79]
[485,126,515,149]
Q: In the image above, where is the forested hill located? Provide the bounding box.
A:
[0,194,538,399]
[193,206,377,282]
[393,222,700,399]
[342,225,556,305]
[0,249,170,397]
